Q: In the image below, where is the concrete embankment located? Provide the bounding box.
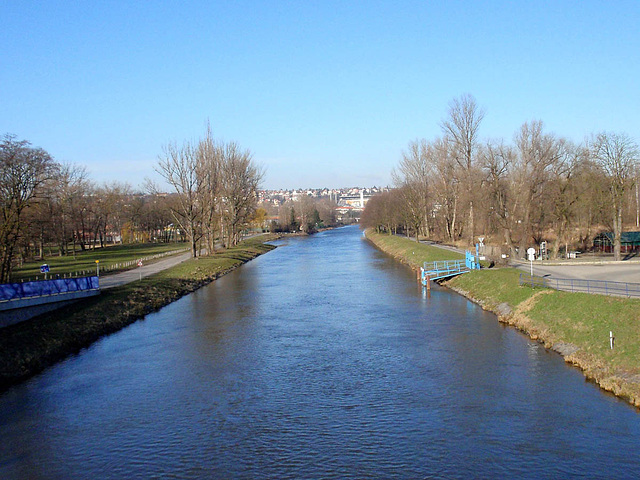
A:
[364,229,640,409]
[0,238,277,393]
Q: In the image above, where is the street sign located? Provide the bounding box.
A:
[40,264,49,273]
[137,260,143,267]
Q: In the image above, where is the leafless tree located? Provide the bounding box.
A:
[219,142,263,247]
[197,125,222,253]
[591,132,639,260]
[393,139,434,240]
[440,94,485,245]
[510,121,562,256]
[156,140,203,257]
[0,135,55,282]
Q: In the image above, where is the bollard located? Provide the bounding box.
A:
[610,331,615,350]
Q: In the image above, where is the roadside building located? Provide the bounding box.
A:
[593,231,640,253]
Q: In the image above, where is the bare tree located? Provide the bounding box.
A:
[441,94,485,245]
[481,140,514,249]
[393,139,433,240]
[0,135,55,282]
[156,140,203,257]
[511,121,562,256]
[547,142,588,259]
[197,125,222,254]
[219,143,263,247]
[591,132,639,260]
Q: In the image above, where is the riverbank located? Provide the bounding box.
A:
[0,236,277,393]
[364,229,640,408]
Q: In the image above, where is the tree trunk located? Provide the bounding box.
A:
[468,199,475,246]
[614,205,622,261]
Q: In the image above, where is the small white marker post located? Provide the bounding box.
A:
[527,248,536,277]
[138,259,143,281]
[610,331,615,350]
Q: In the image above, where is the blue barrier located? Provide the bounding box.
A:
[0,277,99,302]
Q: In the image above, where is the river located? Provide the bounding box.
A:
[1,225,639,479]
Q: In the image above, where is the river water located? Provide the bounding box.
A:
[1,226,639,479]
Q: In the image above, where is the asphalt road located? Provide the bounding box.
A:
[517,261,640,283]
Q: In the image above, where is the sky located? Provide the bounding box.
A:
[1,1,639,190]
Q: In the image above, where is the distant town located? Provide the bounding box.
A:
[259,186,388,215]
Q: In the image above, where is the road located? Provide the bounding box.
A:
[516,261,640,283]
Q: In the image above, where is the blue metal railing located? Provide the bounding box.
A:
[518,273,640,298]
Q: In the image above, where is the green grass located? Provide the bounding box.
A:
[448,269,640,373]
[0,235,277,392]
[449,268,537,308]
[365,230,464,268]
[11,242,190,281]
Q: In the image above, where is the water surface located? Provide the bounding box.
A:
[1,226,639,479]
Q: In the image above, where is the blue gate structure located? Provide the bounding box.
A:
[0,276,100,328]
[421,246,481,287]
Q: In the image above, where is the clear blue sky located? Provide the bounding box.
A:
[2,1,638,190]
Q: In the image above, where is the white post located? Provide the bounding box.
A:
[610,331,615,350]
[530,259,533,277]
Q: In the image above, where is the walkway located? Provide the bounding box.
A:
[99,252,192,289]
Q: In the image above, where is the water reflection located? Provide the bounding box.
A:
[0,226,639,479]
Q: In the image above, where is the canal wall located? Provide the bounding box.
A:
[364,229,640,409]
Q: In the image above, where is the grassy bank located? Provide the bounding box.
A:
[12,242,190,281]
[364,230,464,269]
[365,229,640,408]
[0,236,276,392]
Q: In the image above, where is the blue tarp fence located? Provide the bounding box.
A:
[0,276,99,302]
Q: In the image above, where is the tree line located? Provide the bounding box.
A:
[0,127,263,283]
[361,94,640,261]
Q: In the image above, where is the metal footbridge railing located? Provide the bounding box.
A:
[421,249,481,287]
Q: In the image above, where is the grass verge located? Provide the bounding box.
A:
[364,230,464,268]
[365,229,640,408]
[0,236,276,393]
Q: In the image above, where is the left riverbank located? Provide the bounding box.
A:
[0,236,277,393]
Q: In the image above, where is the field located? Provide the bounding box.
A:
[11,242,189,281]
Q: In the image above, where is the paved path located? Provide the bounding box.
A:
[99,252,192,289]
[514,261,640,283]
